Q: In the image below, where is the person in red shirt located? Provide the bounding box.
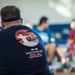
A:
[66,19,75,57]
[68,19,75,45]
[65,19,75,72]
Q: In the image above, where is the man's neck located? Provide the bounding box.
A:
[5,22,21,29]
[37,25,45,31]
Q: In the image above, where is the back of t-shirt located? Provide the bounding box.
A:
[0,25,51,75]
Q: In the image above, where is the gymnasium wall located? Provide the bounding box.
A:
[0,0,72,24]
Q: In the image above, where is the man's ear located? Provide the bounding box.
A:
[20,18,23,23]
[1,21,5,28]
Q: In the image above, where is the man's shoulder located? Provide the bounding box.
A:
[45,28,51,32]
[44,29,52,34]
[0,25,39,36]
[0,29,5,35]
[33,27,39,31]
[0,27,3,31]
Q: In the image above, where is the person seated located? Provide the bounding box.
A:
[66,19,75,57]
[65,19,75,72]
[0,6,54,75]
[33,17,56,64]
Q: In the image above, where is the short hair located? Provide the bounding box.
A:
[0,6,20,22]
[39,17,48,25]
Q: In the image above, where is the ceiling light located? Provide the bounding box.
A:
[55,5,72,17]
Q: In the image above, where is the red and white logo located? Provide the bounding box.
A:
[15,29,39,47]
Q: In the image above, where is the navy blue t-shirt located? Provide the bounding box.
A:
[0,27,3,32]
[0,25,52,75]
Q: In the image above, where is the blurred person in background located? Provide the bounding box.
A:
[66,19,75,57]
[68,19,75,45]
[65,19,75,71]
[0,6,54,75]
[65,19,75,72]
[33,17,56,64]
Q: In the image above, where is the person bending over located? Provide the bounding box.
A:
[0,6,53,75]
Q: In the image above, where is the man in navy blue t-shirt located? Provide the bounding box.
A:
[0,6,53,75]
